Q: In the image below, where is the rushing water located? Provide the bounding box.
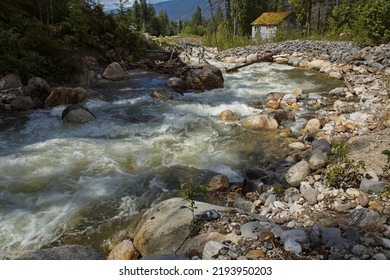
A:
[0,62,341,254]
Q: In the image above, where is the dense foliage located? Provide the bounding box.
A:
[1,0,389,82]
[197,0,390,49]
[0,0,143,83]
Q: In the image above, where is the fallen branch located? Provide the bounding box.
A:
[226,52,276,73]
[343,75,355,94]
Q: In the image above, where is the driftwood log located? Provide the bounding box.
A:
[226,52,276,73]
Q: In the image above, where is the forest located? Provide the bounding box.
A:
[0,0,389,83]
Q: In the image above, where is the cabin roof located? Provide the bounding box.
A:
[251,11,293,26]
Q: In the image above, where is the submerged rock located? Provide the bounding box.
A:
[186,64,224,90]
[242,114,279,130]
[167,77,186,92]
[219,110,240,121]
[151,89,173,101]
[62,104,95,123]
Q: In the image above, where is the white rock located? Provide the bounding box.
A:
[285,160,311,187]
[284,238,302,254]
[202,241,226,260]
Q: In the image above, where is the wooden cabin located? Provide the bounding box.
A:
[251,11,296,40]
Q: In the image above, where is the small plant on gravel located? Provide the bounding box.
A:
[324,141,366,188]
[382,149,390,178]
[179,181,208,223]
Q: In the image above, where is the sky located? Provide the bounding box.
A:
[98,0,167,11]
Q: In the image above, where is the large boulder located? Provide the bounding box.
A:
[25,77,51,102]
[44,87,92,107]
[103,62,126,81]
[133,197,227,257]
[241,114,279,130]
[62,104,95,123]
[186,64,224,91]
[0,74,22,90]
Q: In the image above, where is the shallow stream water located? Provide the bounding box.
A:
[0,61,341,254]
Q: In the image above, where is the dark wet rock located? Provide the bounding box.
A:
[186,64,224,91]
[246,168,268,181]
[25,77,51,102]
[167,77,186,92]
[325,236,348,250]
[62,104,96,123]
[267,109,294,124]
[321,228,342,244]
[348,208,385,232]
[311,139,331,155]
[15,245,105,260]
[345,228,360,242]
[195,209,221,221]
[308,224,321,246]
[302,133,316,143]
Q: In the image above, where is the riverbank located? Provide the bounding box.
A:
[112,40,390,260]
[1,39,389,260]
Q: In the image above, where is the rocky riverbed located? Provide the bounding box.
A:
[108,40,390,260]
[1,40,389,260]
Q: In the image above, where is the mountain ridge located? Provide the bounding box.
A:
[153,0,214,21]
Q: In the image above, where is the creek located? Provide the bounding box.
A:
[0,61,342,254]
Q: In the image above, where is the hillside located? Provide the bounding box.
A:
[153,0,214,21]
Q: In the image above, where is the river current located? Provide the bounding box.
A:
[0,61,340,253]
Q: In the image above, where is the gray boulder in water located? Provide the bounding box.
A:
[186,63,224,91]
[62,104,95,123]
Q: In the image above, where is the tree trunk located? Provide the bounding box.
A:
[208,0,219,50]
[37,0,43,22]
